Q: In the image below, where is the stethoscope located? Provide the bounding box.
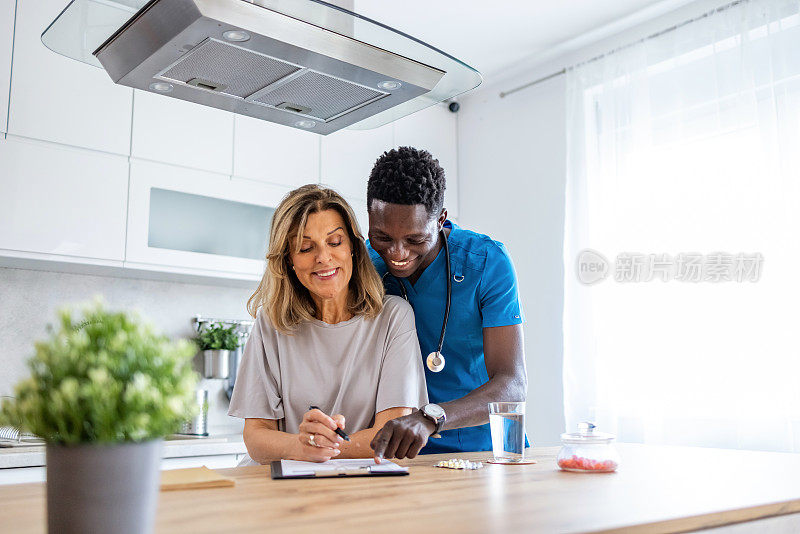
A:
[382,229,451,373]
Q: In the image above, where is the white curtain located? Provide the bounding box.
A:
[564,0,800,452]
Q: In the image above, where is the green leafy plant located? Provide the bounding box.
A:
[195,322,239,351]
[0,301,199,444]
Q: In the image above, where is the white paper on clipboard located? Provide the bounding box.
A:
[280,458,408,477]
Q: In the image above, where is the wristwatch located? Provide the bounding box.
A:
[420,403,446,438]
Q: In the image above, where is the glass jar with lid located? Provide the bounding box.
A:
[557,422,620,472]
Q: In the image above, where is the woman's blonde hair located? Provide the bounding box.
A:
[247,184,384,333]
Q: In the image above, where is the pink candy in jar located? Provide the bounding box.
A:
[557,422,620,473]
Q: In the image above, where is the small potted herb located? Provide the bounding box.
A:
[195,322,240,379]
[0,301,198,534]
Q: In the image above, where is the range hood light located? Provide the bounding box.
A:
[378,80,402,91]
[149,81,174,93]
[222,30,250,42]
[293,120,317,129]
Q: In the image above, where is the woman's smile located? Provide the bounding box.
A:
[313,267,340,280]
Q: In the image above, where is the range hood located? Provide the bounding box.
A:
[42,0,483,135]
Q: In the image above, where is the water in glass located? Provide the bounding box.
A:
[489,405,525,462]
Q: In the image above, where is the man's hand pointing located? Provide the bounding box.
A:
[370,410,436,463]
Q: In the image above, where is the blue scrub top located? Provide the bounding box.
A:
[368,220,524,453]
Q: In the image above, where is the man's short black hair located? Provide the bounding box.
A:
[367,146,446,218]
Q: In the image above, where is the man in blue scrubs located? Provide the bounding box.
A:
[366,146,527,457]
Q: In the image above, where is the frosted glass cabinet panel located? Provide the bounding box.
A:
[127,159,290,278]
[148,189,274,261]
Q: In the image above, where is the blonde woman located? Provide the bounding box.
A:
[229,185,428,464]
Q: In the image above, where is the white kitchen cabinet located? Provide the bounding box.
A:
[393,104,459,218]
[7,0,132,154]
[344,196,369,239]
[161,454,243,471]
[0,466,46,486]
[0,0,14,134]
[131,90,234,175]
[0,136,128,261]
[320,122,394,200]
[233,115,320,188]
[126,159,289,279]
[0,455,245,486]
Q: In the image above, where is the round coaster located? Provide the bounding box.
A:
[486,458,538,465]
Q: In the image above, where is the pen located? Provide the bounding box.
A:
[309,405,350,441]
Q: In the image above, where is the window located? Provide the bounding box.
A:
[564,0,800,451]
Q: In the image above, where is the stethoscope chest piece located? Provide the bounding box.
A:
[427,351,445,373]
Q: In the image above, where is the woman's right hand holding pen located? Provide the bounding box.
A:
[294,407,346,462]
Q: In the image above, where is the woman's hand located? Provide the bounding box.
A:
[294,408,346,462]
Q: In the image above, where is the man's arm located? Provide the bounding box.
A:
[370,323,526,459]
[337,407,412,459]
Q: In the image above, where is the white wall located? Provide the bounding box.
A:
[457,76,567,446]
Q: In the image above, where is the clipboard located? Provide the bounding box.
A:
[271,458,409,479]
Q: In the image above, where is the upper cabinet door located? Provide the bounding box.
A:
[343,196,369,240]
[0,137,128,261]
[320,123,394,201]
[127,159,289,278]
[393,104,459,218]
[131,90,234,175]
[233,115,320,188]
[7,0,132,154]
[0,0,14,134]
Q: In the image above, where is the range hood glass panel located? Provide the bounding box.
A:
[41,0,148,68]
[42,0,482,130]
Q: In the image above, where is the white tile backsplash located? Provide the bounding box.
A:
[0,267,253,433]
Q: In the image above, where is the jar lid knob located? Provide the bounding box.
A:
[578,421,596,434]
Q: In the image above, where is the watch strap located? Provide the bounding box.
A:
[421,404,445,437]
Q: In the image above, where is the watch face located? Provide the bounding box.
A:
[424,404,445,419]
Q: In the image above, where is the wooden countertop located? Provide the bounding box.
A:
[2,443,800,533]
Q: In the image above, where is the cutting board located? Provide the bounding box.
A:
[160,466,235,491]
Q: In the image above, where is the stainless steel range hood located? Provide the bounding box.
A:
[42,0,482,134]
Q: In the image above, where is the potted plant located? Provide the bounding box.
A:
[196,322,240,379]
[0,301,198,534]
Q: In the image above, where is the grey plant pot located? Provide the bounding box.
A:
[46,439,162,534]
[203,349,230,379]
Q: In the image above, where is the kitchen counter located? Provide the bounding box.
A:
[0,433,246,469]
[2,443,800,533]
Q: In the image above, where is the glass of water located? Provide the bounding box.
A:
[488,402,526,462]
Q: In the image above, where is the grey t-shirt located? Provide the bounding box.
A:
[228,295,428,439]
